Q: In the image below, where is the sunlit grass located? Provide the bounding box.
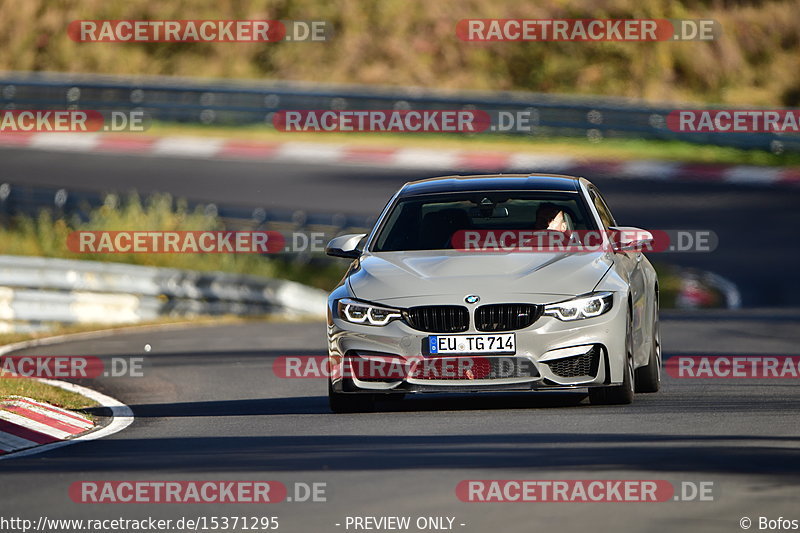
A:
[2,0,799,108]
[0,377,99,410]
[0,193,346,290]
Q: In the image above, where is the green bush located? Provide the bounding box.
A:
[0,194,346,290]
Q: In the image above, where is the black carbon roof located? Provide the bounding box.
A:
[398,174,582,197]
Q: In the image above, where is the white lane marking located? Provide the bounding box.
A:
[275,142,346,162]
[0,331,134,460]
[151,136,225,158]
[507,153,576,171]
[9,132,799,188]
[391,148,460,168]
[28,133,100,151]
[3,400,94,429]
[0,379,134,461]
[724,166,782,185]
[0,410,74,439]
[618,160,680,180]
[5,396,93,424]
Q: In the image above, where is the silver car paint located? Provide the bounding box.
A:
[327,175,658,394]
[348,251,614,302]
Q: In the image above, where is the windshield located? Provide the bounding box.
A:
[371,191,597,252]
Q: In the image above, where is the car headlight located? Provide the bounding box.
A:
[543,292,613,321]
[337,298,403,326]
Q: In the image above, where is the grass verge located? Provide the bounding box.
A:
[0,193,345,291]
[0,378,98,411]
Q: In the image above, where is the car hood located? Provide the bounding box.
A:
[348,250,614,303]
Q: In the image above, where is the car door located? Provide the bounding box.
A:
[588,186,648,364]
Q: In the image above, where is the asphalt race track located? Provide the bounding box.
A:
[1,147,800,533]
[1,315,800,533]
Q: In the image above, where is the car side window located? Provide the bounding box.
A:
[589,187,616,229]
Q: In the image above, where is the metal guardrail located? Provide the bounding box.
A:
[0,255,327,332]
[1,71,799,153]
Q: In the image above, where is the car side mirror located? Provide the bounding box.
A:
[326,233,367,259]
[608,226,654,252]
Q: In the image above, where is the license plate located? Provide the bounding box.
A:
[428,333,516,355]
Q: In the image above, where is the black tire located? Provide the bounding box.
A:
[328,380,376,413]
[590,308,635,405]
[635,299,661,393]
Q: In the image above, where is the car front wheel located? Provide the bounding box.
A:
[328,380,376,413]
[589,309,635,405]
[635,299,661,393]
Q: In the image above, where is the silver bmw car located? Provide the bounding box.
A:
[325,174,660,412]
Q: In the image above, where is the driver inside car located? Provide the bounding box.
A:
[534,203,572,231]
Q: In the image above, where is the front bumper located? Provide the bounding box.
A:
[328,294,627,394]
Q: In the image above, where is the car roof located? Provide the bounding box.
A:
[397,174,587,197]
